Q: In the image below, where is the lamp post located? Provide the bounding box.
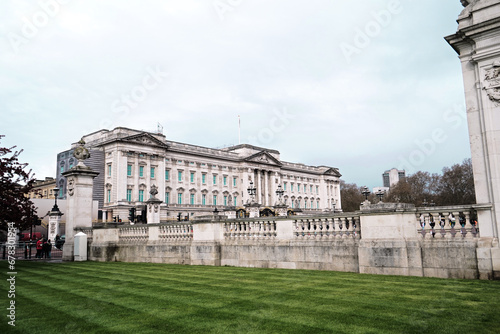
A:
[52,187,60,212]
[247,180,256,203]
[361,186,370,201]
[376,190,384,203]
[275,184,284,204]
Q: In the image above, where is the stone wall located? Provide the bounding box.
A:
[79,205,498,280]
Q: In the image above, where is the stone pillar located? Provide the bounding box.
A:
[263,170,268,206]
[61,139,99,261]
[446,1,500,278]
[257,169,262,205]
[146,198,162,224]
[47,208,63,243]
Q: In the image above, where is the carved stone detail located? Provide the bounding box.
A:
[483,61,500,105]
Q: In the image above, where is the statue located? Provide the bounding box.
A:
[149,184,158,199]
[73,139,90,167]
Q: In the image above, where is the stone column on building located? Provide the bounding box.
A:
[445,0,500,279]
[263,170,268,206]
[61,139,99,261]
[256,169,262,205]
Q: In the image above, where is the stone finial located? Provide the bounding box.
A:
[150,184,158,198]
[73,138,91,166]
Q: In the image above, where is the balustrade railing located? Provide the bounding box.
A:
[159,224,193,240]
[119,226,149,242]
[293,216,360,239]
[224,220,277,239]
[416,208,479,239]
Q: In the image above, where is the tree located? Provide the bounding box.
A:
[385,171,439,206]
[435,158,476,205]
[0,135,37,232]
[340,180,366,212]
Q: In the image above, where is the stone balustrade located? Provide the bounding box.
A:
[224,220,277,239]
[159,224,193,240]
[416,206,479,239]
[293,216,360,239]
[119,226,149,242]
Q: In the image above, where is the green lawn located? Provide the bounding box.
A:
[0,261,499,334]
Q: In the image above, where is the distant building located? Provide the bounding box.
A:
[57,127,343,221]
[27,177,57,199]
[382,168,405,188]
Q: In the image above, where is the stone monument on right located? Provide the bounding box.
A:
[446,0,500,278]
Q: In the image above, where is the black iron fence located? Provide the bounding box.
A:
[1,241,63,260]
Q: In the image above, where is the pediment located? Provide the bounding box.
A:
[120,133,169,149]
[244,151,282,166]
[322,167,341,177]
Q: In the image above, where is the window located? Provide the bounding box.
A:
[213,195,217,205]
[127,164,132,176]
[284,182,287,191]
[297,184,300,193]
[316,186,319,194]
[224,195,228,206]
[304,185,306,193]
[202,194,206,205]
[69,161,74,169]
[150,167,155,178]
[139,190,144,202]
[190,172,195,183]
[310,185,313,193]
[126,189,132,202]
[317,201,319,209]
[60,166,64,173]
[213,175,217,185]
[223,176,227,186]
[291,184,294,192]
[178,193,182,204]
[108,164,112,176]
[233,177,237,187]
[291,201,294,208]
[58,188,63,197]
[107,189,111,202]
[165,170,170,181]
[202,174,206,184]
[190,193,195,205]
[178,171,183,182]
[139,166,144,177]
[165,192,170,204]
[234,196,237,206]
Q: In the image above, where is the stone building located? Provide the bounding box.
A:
[58,127,342,222]
[27,177,57,199]
[382,168,406,188]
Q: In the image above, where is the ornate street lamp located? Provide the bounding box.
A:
[247,180,256,203]
[376,190,384,203]
[52,187,60,212]
[361,186,370,200]
[275,184,284,204]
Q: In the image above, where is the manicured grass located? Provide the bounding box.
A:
[1,261,499,333]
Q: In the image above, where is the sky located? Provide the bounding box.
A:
[0,0,469,189]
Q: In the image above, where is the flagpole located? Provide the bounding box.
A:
[238,115,241,144]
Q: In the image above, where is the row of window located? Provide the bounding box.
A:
[107,189,321,209]
[283,182,319,194]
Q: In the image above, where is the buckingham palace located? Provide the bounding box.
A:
[56,127,342,222]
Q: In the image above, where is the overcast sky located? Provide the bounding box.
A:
[0,0,469,189]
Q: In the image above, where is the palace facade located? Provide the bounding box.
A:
[58,127,342,222]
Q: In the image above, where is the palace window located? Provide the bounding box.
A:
[178,193,182,204]
[233,177,237,187]
[108,164,112,177]
[127,164,132,176]
[139,190,144,202]
[223,176,227,186]
[126,189,132,202]
[107,189,111,203]
[139,166,144,177]
[202,194,206,205]
[224,195,228,206]
[284,182,287,191]
[178,171,183,182]
[213,195,217,205]
[202,173,206,184]
[190,193,195,205]
[213,175,217,185]
[165,192,170,204]
[234,196,237,206]
[165,170,170,181]
[190,172,195,183]
[150,167,155,179]
[316,186,319,194]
